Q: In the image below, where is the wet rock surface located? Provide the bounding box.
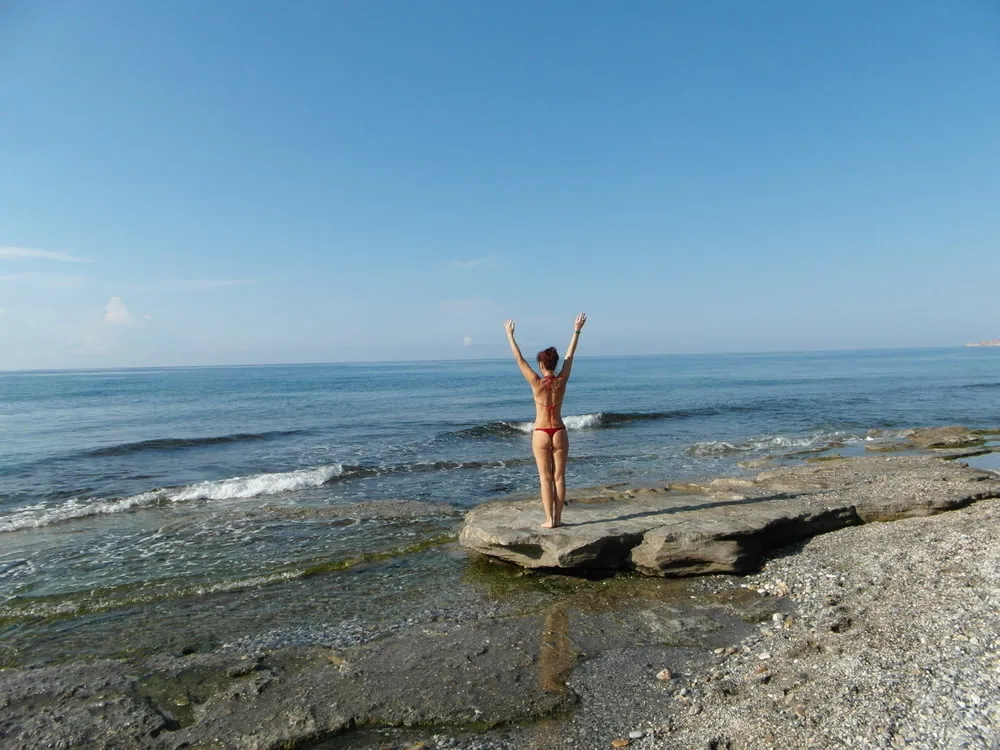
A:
[865,425,993,452]
[459,456,1000,574]
[0,592,752,750]
[0,661,173,749]
[0,617,576,749]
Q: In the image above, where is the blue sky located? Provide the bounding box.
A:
[2,1,999,369]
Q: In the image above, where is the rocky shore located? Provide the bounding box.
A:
[455,469,1000,750]
[647,489,1000,749]
[3,443,1000,750]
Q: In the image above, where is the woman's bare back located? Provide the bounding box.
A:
[531,375,566,429]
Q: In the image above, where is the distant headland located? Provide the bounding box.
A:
[967,339,1000,347]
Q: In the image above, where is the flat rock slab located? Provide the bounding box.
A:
[1,617,578,750]
[459,456,1000,575]
[865,425,995,452]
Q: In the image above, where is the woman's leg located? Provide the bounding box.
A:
[532,432,557,527]
[547,452,556,507]
[551,430,569,526]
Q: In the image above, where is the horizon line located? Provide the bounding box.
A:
[0,344,978,375]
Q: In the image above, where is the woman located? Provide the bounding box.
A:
[504,313,587,528]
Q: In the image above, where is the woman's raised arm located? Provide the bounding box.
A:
[505,320,538,383]
[558,313,587,380]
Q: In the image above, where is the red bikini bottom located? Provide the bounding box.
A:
[534,426,566,436]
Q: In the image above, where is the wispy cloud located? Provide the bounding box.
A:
[449,258,485,271]
[0,246,95,263]
[0,271,89,286]
[104,296,133,325]
[141,279,257,290]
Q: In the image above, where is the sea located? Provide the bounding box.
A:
[2,347,999,667]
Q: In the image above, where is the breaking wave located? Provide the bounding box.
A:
[452,421,536,438]
[0,457,538,533]
[452,409,739,438]
[0,464,350,533]
[84,430,306,457]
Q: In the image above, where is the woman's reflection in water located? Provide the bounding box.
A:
[538,606,575,693]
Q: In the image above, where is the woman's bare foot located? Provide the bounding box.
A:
[540,521,560,529]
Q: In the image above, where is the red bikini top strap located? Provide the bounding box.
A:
[537,376,562,413]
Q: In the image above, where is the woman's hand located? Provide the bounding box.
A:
[574,313,587,331]
[505,320,516,336]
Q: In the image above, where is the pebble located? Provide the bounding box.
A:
[751,666,772,684]
[628,730,644,739]
[655,668,672,681]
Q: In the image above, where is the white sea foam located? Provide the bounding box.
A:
[0,493,163,533]
[689,432,864,457]
[564,413,604,430]
[189,570,304,595]
[0,464,346,533]
[168,464,344,502]
[515,413,604,433]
